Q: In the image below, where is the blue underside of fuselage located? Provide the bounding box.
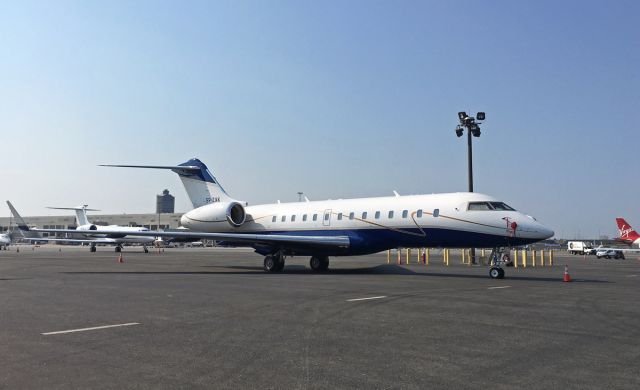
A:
[226,227,543,257]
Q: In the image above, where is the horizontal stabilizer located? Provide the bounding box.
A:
[48,206,100,211]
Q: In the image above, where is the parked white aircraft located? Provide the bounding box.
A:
[0,233,10,250]
[37,158,554,278]
[7,201,156,253]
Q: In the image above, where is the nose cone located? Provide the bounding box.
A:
[519,215,554,241]
[180,213,192,228]
[540,225,555,239]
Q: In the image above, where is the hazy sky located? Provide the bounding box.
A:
[1,0,637,239]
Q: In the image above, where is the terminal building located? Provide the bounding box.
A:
[0,190,183,241]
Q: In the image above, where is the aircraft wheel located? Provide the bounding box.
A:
[320,257,329,271]
[264,255,278,272]
[310,256,324,272]
[115,246,122,253]
[489,267,504,279]
[274,258,285,272]
[144,248,149,253]
[90,246,96,253]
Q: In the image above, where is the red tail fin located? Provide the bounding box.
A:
[616,218,640,243]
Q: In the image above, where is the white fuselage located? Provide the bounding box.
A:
[180,192,553,256]
[0,233,10,247]
[77,225,156,244]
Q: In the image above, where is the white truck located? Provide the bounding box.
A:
[567,241,593,255]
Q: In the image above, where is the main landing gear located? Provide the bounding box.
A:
[488,247,508,279]
[115,245,122,253]
[143,246,149,253]
[90,244,97,253]
[309,256,329,272]
[263,253,286,272]
[262,254,331,273]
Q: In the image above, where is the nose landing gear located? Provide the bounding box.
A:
[488,247,509,279]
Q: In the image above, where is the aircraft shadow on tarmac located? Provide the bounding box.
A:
[64,264,610,283]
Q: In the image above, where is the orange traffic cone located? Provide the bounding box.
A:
[563,265,571,282]
[118,254,124,263]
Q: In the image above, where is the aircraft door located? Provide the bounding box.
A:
[323,209,332,227]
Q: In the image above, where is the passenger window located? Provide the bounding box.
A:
[324,213,330,221]
[303,214,307,221]
[375,211,380,219]
[272,216,276,222]
[417,209,423,218]
[388,211,394,218]
[433,209,439,217]
[402,210,408,218]
[349,212,354,220]
[337,213,343,220]
[291,215,296,222]
[362,212,368,219]
[313,214,318,221]
[281,216,286,222]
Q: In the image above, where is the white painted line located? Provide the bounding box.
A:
[42,322,140,335]
[346,296,387,302]
[487,286,512,290]
[626,275,638,278]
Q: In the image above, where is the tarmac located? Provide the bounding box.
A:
[1,246,639,389]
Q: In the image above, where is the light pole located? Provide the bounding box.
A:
[455,111,485,264]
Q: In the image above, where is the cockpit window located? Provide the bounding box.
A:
[468,201,516,211]
[490,202,515,211]
[468,202,493,211]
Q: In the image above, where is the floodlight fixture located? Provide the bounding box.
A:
[458,111,468,121]
[476,112,485,121]
[455,127,464,137]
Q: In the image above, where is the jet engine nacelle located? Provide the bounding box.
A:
[204,201,247,227]
[76,224,98,231]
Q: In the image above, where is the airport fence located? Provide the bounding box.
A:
[386,248,555,267]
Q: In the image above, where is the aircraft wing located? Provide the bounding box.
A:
[23,237,117,244]
[31,228,350,248]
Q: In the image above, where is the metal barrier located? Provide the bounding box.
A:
[387,248,555,268]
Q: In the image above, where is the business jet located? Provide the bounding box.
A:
[0,232,10,250]
[7,201,156,253]
[35,158,553,278]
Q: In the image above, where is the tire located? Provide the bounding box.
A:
[274,258,285,271]
[310,256,323,272]
[263,256,277,272]
[498,268,505,279]
[320,257,330,271]
[115,246,121,253]
[489,267,501,279]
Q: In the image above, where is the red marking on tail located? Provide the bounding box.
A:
[616,218,640,243]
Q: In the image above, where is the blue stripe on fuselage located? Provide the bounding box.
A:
[228,227,540,256]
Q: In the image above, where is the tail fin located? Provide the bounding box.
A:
[6,201,31,231]
[616,218,640,243]
[47,206,98,226]
[100,158,234,208]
